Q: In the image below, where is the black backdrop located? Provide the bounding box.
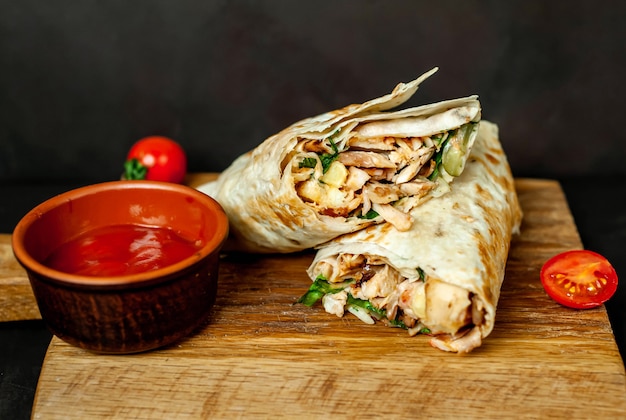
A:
[1,0,625,182]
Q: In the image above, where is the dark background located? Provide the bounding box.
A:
[1,1,626,418]
[2,1,625,182]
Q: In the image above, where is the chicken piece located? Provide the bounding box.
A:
[393,161,421,184]
[355,264,404,302]
[361,168,395,181]
[418,159,436,178]
[393,149,435,183]
[361,188,373,216]
[377,278,418,321]
[429,327,483,353]
[322,291,348,317]
[335,254,367,280]
[363,182,401,204]
[315,260,335,282]
[423,279,472,334]
[296,178,360,217]
[345,166,371,191]
[398,180,434,196]
[348,136,396,151]
[338,151,396,168]
[372,203,413,231]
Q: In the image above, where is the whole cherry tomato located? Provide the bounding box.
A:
[540,250,618,309]
[123,136,187,183]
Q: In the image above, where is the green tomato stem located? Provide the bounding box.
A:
[123,158,148,180]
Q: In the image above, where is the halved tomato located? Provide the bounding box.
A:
[540,250,618,309]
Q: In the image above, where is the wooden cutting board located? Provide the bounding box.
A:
[2,176,625,418]
[0,233,42,321]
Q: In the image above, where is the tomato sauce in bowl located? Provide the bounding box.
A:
[44,224,202,277]
[12,180,229,353]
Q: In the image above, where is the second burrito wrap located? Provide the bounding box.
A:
[299,121,522,353]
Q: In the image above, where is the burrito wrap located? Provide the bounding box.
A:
[199,68,482,253]
[304,120,522,353]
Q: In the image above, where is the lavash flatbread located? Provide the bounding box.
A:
[198,68,481,253]
[301,120,522,353]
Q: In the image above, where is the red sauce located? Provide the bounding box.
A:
[44,224,201,277]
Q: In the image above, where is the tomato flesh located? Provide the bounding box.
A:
[540,250,618,309]
[125,136,187,183]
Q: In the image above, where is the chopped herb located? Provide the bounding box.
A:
[297,275,349,306]
[346,294,407,329]
[327,135,339,154]
[319,132,340,173]
[428,143,445,181]
[319,153,338,173]
[300,275,434,334]
[428,165,440,181]
[417,267,426,281]
[299,157,318,169]
[431,133,444,146]
[358,209,379,220]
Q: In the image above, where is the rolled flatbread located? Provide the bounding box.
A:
[300,121,522,353]
[198,67,481,253]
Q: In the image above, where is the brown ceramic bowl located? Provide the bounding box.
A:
[12,180,228,354]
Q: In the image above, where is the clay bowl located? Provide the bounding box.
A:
[12,180,228,354]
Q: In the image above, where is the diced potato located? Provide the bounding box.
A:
[296,179,324,203]
[297,177,347,208]
[320,161,348,188]
[322,185,350,208]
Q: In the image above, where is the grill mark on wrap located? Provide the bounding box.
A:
[465,129,521,326]
[272,202,308,230]
[475,180,507,302]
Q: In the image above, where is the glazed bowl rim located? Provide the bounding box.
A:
[11,180,229,289]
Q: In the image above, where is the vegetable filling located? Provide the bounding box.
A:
[289,122,477,231]
[300,253,481,340]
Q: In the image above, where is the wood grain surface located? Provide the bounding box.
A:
[2,176,625,418]
[0,234,41,321]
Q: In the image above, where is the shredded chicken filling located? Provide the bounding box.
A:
[290,132,450,231]
[316,253,481,338]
